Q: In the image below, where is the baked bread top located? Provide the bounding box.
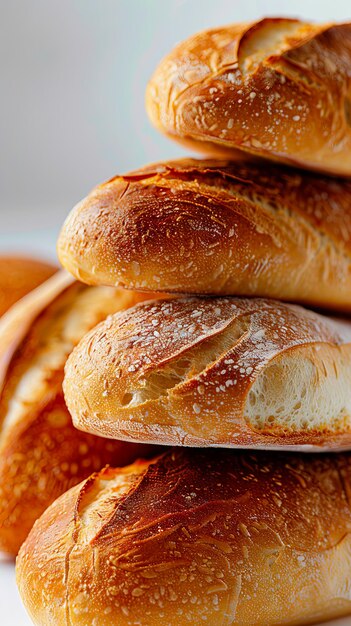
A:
[58,158,351,311]
[17,447,351,625]
[63,295,351,451]
[146,18,351,176]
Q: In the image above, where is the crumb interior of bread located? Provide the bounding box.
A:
[245,352,351,433]
[121,317,351,436]
[0,286,118,438]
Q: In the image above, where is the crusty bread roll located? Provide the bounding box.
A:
[63,295,351,452]
[16,447,351,625]
[57,158,351,311]
[0,255,56,316]
[0,271,157,555]
[146,18,351,177]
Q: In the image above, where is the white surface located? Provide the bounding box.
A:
[2,1,351,623]
[0,558,32,625]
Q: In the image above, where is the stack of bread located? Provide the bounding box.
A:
[14,17,351,626]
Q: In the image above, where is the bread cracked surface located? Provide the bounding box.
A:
[63,295,351,451]
[0,272,157,554]
[16,448,351,625]
[146,18,351,176]
[58,158,351,311]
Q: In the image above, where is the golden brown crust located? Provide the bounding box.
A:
[0,394,151,556]
[0,255,56,316]
[57,158,351,311]
[0,271,158,555]
[63,295,351,451]
[16,448,351,625]
[146,18,351,177]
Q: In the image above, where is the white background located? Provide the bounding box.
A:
[1,0,351,623]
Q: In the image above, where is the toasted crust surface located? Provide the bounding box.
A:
[0,255,56,316]
[16,448,351,625]
[0,272,157,554]
[63,295,351,451]
[58,158,351,311]
[146,18,351,176]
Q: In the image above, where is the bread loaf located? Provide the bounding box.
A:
[146,18,351,177]
[0,271,157,554]
[0,255,56,316]
[63,295,351,451]
[57,158,351,311]
[16,447,351,625]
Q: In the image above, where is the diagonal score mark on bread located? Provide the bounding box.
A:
[63,296,351,450]
[63,463,150,626]
[0,272,75,441]
[119,311,250,408]
[235,18,337,93]
[108,311,351,437]
[146,19,351,176]
[0,276,118,442]
[236,19,312,76]
[16,448,351,625]
[0,271,160,555]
